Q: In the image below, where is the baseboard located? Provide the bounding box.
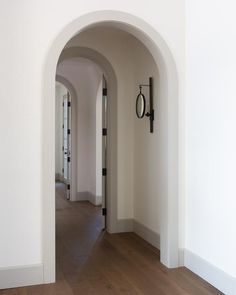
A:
[77,191,89,201]
[115,218,134,232]
[76,191,102,206]
[133,220,160,250]
[178,248,185,266]
[0,263,43,289]
[88,193,102,206]
[185,249,236,295]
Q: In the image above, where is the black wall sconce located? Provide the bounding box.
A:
[136,77,154,133]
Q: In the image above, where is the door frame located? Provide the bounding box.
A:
[42,10,182,283]
[56,75,77,202]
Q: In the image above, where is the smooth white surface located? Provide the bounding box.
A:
[134,220,160,250]
[186,0,236,279]
[133,37,161,236]
[185,250,236,295]
[0,264,43,289]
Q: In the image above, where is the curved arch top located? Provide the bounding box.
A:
[42,10,180,284]
[58,46,118,86]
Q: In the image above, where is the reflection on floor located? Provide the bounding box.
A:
[0,182,222,294]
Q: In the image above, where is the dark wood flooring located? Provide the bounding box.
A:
[0,182,223,295]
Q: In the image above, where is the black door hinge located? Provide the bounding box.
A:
[102,128,107,136]
[102,208,107,216]
[102,168,107,176]
[67,129,71,135]
[103,88,107,96]
[67,184,70,190]
[62,168,64,173]
[67,157,70,162]
[68,101,71,107]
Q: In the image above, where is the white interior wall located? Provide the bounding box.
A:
[132,41,161,236]
[55,82,67,177]
[185,0,236,288]
[56,58,103,200]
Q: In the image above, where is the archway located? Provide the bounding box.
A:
[42,10,180,283]
[57,46,118,228]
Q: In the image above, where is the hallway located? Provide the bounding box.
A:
[0,183,222,295]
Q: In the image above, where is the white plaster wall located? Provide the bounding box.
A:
[56,58,103,196]
[55,82,67,176]
[132,40,161,235]
[186,0,236,279]
[0,0,185,271]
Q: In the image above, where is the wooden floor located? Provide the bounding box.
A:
[1,182,223,295]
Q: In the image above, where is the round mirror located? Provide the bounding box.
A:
[136,93,146,118]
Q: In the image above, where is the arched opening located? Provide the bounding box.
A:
[42,11,180,283]
[57,47,118,233]
[55,81,71,194]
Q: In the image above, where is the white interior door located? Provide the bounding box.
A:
[63,92,71,200]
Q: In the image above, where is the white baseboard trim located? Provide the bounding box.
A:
[76,191,89,201]
[88,193,102,206]
[178,248,185,266]
[133,220,160,250]
[0,263,43,290]
[76,191,102,206]
[115,218,134,232]
[185,249,236,295]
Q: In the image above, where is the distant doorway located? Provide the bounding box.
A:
[55,82,71,200]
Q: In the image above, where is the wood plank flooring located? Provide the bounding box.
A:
[0,183,223,295]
